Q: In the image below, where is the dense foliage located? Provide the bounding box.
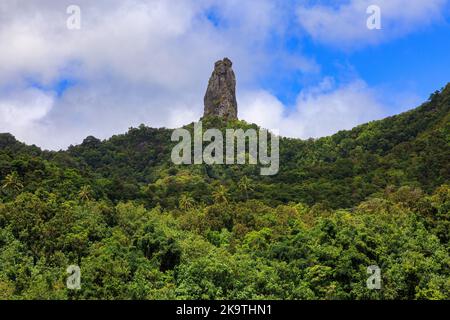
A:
[0,85,449,300]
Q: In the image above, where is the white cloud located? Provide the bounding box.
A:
[239,90,286,131]
[296,0,447,47]
[0,0,441,149]
[0,0,306,149]
[239,78,387,138]
[0,88,54,145]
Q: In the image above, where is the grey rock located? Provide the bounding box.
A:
[203,58,238,120]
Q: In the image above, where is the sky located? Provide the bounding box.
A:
[0,0,449,150]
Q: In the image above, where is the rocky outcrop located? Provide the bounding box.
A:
[203,58,238,120]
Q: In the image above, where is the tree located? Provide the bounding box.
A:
[1,172,24,193]
[179,194,195,211]
[78,185,93,202]
[212,185,229,204]
[237,176,254,200]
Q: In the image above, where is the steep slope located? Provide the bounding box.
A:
[0,85,449,300]
[1,84,449,208]
[270,83,450,207]
[41,84,449,209]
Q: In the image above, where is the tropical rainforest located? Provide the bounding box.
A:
[0,84,449,300]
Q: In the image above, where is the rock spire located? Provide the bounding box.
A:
[203,58,238,120]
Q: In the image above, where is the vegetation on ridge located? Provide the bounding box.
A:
[0,85,449,299]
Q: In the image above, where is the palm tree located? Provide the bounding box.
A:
[2,172,24,193]
[212,185,229,204]
[237,176,254,200]
[78,185,93,202]
[179,194,195,210]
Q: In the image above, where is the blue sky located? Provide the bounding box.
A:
[278,24,450,105]
[303,21,450,106]
[251,0,450,109]
[0,0,449,150]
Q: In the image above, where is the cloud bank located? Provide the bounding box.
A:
[239,78,386,138]
[297,0,447,48]
[0,0,445,149]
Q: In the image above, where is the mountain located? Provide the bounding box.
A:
[0,84,448,300]
[203,57,239,120]
[30,83,449,208]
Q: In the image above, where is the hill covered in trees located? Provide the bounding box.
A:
[0,84,449,299]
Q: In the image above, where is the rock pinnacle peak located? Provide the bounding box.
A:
[203,57,238,120]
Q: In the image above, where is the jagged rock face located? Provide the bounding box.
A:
[203,58,238,120]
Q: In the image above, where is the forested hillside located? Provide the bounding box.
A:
[0,85,449,299]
